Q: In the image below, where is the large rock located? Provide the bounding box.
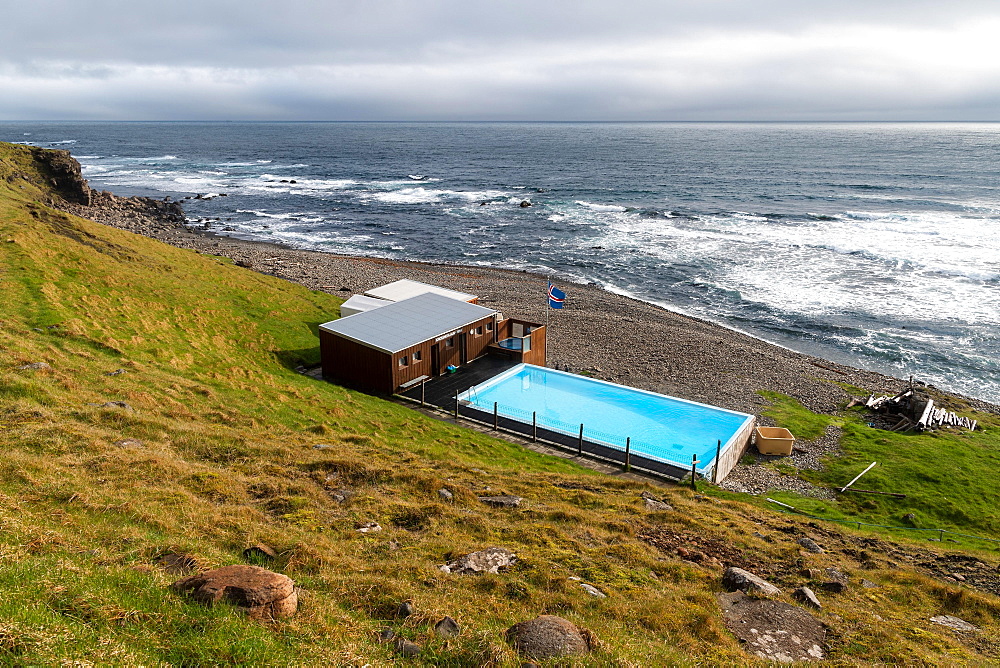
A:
[441,547,516,574]
[793,586,822,609]
[171,565,297,620]
[722,567,782,597]
[930,615,979,632]
[506,615,596,659]
[719,591,826,663]
[479,495,522,508]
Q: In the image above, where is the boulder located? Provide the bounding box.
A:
[396,600,414,618]
[580,583,607,598]
[17,362,50,370]
[798,537,824,553]
[479,495,522,508]
[434,615,461,637]
[930,615,979,632]
[793,586,822,609]
[722,567,782,597]
[506,615,596,659]
[113,439,143,448]
[393,638,422,656]
[644,498,674,511]
[355,521,382,533]
[438,488,454,501]
[243,543,278,562]
[442,546,516,574]
[171,565,297,620]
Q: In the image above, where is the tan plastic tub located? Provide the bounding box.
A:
[755,426,795,456]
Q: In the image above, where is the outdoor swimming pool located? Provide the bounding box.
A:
[458,364,754,474]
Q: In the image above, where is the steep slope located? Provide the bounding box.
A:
[1,141,999,665]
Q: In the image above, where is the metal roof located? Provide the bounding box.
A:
[340,294,391,318]
[365,279,477,303]
[319,292,497,354]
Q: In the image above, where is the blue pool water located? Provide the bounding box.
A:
[459,364,754,471]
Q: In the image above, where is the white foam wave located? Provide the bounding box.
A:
[74,155,102,159]
[48,140,77,145]
[575,200,627,213]
[365,187,507,205]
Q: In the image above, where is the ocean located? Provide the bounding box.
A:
[3,121,998,404]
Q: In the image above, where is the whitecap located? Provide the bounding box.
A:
[574,200,628,213]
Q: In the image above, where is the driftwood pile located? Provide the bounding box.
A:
[852,388,978,433]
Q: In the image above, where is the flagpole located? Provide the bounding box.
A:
[545,275,550,332]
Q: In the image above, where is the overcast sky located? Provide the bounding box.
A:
[3,0,1000,121]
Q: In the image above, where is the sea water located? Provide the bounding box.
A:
[3,122,998,403]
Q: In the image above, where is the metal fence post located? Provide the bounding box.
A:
[420,379,426,407]
[712,439,721,483]
[625,437,631,472]
[690,454,698,491]
[454,393,459,421]
[532,411,537,442]
[493,402,499,430]
[578,424,584,455]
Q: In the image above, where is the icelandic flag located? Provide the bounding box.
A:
[548,282,566,309]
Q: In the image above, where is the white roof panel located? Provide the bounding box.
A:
[319,292,496,354]
[365,278,477,303]
[340,294,391,317]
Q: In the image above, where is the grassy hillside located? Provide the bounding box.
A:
[2,141,1000,665]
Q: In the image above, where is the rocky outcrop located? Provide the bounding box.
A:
[29,147,91,205]
[719,591,826,663]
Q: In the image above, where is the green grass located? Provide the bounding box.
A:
[3,141,1000,665]
[751,389,1000,547]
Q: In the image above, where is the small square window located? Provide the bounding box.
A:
[486,321,493,331]
[445,338,454,348]
[412,350,422,362]
[398,355,408,367]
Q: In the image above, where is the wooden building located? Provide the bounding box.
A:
[320,292,498,394]
[319,290,546,394]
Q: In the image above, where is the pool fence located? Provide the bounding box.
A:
[428,392,755,484]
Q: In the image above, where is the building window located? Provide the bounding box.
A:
[398,355,408,367]
[445,338,454,348]
[486,321,494,331]
[412,350,422,362]
[473,326,483,336]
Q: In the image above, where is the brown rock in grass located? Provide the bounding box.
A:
[171,564,297,620]
[243,543,279,562]
[506,615,596,659]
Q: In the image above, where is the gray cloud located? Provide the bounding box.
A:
[2,1,1000,120]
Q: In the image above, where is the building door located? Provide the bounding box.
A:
[431,343,441,376]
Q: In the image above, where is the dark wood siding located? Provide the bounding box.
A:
[321,313,500,394]
[320,330,395,394]
[523,324,546,366]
